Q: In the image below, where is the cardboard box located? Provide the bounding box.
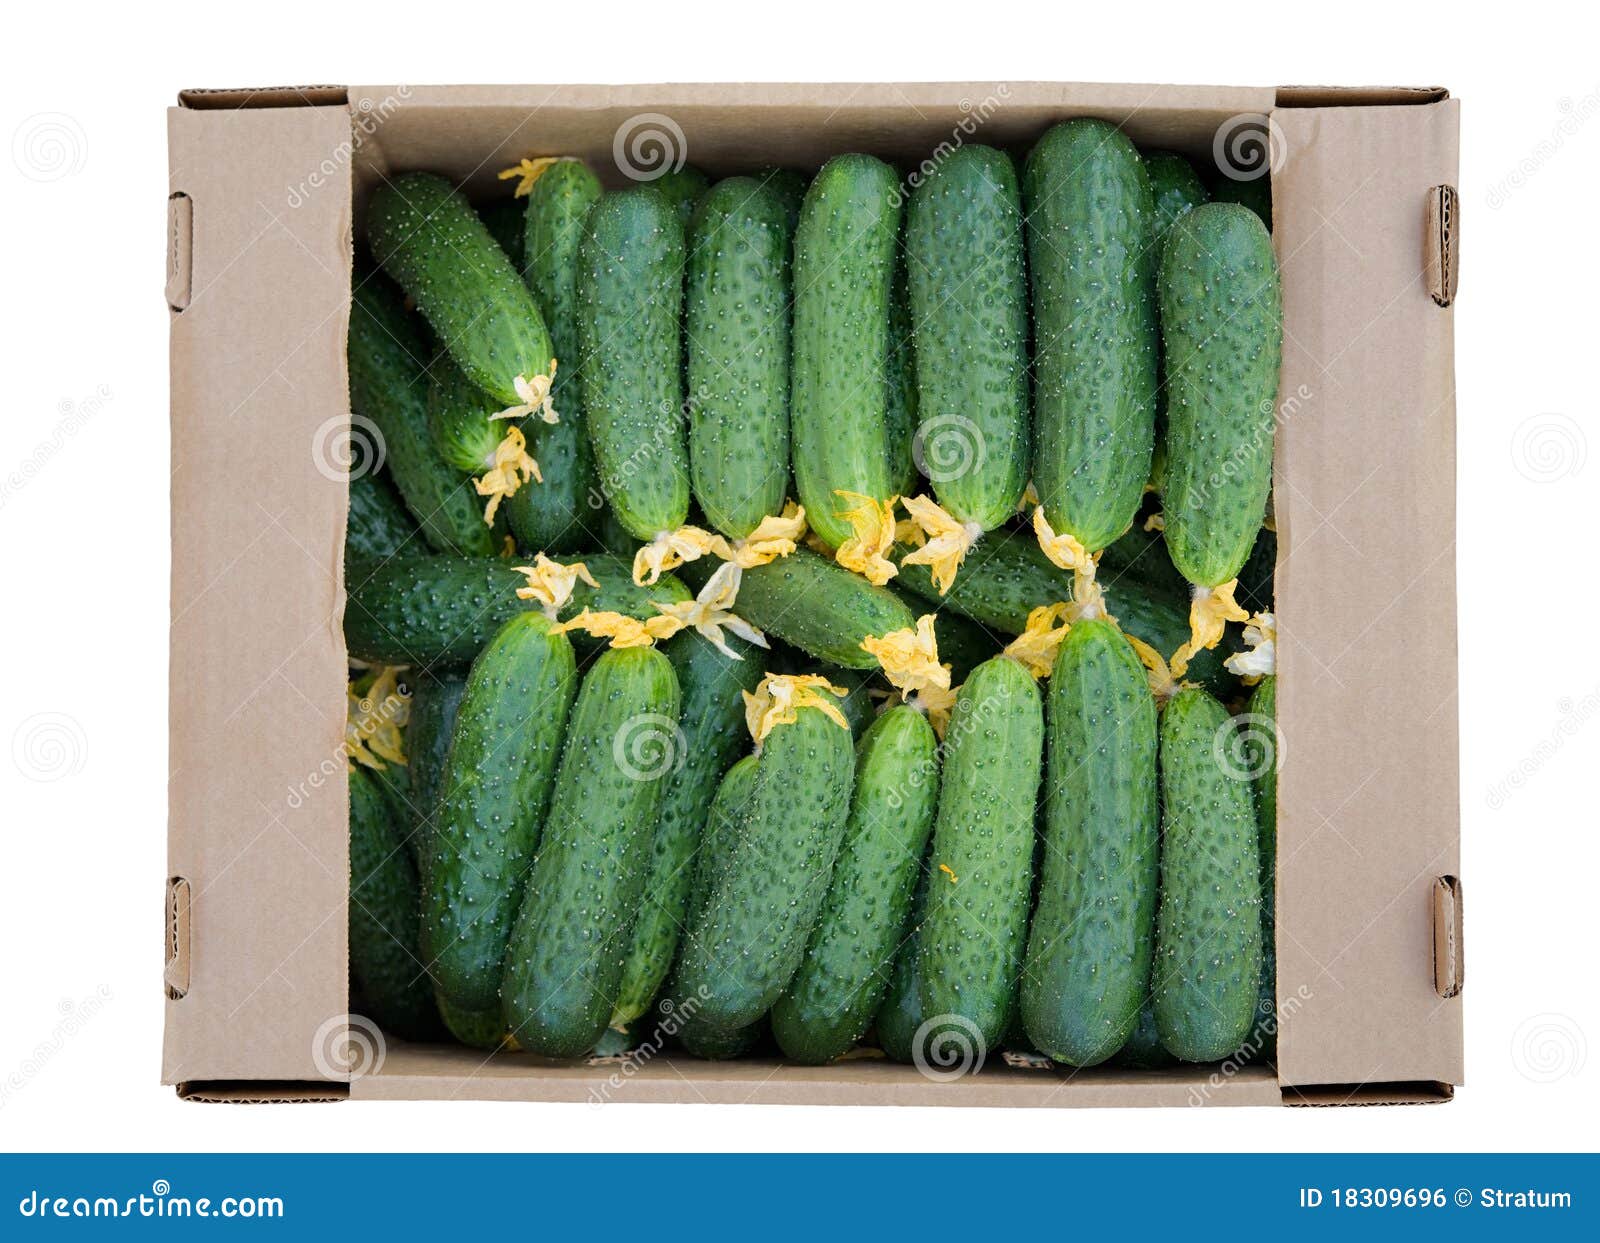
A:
[164,82,1462,1107]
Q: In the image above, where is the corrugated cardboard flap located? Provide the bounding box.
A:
[165,101,353,1084]
[1271,98,1463,1091]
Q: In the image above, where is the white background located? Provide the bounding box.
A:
[1,0,1595,1153]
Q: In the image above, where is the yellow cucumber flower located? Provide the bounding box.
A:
[832,490,900,586]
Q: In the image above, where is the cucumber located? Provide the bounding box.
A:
[513,160,604,555]
[653,165,710,227]
[436,989,508,1051]
[609,632,765,1028]
[685,178,793,537]
[1246,674,1278,1057]
[1096,524,1189,600]
[404,669,468,885]
[885,235,919,497]
[501,646,681,1057]
[1025,119,1159,552]
[1152,688,1264,1061]
[428,355,511,476]
[1143,152,1211,251]
[918,655,1043,1050]
[817,666,879,740]
[576,188,690,540]
[675,705,856,1029]
[346,471,420,561]
[906,145,1030,531]
[672,755,762,1058]
[420,613,578,1010]
[478,197,527,272]
[1159,203,1283,588]
[904,596,1002,686]
[791,155,901,548]
[758,166,808,234]
[1112,996,1175,1069]
[348,764,439,1039]
[366,172,556,408]
[344,553,689,670]
[874,852,933,1063]
[1236,526,1277,616]
[1021,619,1159,1066]
[773,706,940,1063]
[348,273,496,556]
[1211,173,1272,230]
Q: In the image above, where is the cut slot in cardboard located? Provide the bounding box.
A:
[165,81,1462,1107]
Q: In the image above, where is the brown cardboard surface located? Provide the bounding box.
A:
[1271,100,1463,1089]
[165,103,354,1084]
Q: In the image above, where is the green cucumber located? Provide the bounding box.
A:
[906,145,1029,531]
[1143,152,1211,252]
[907,597,1002,686]
[576,188,690,540]
[420,613,578,1010]
[404,669,468,885]
[1113,996,1175,1069]
[817,666,879,740]
[885,235,919,497]
[675,706,856,1029]
[366,172,556,407]
[478,197,526,271]
[1096,524,1189,600]
[1246,674,1278,1057]
[685,177,793,537]
[1021,619,1159,1066]
[346,471,420,561]
[344,553,689,670]
[513,160,604,555]
[1211,173,1272,230]
[791,154,901,548]
[1025,119,1159,552]
[773,707,940,1063]
[348,764,439,1039]
[428,355,511,476]
[918,656,1043,1050]
[1236,526,1277,616]
[348,273,495,557]
[874,852,933,1063]
[1152,688,1264,1060]
[609,632,765,1028]
[502,647,682,1057]
[436,988,508,1051]
[653,166,710,227]
[758,167,808,234]
[1159,203,1283,588]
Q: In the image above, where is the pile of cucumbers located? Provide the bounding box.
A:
[344,118,1283,1072]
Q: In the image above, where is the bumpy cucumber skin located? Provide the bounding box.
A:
[918,656,1044,1050]
[885,238,920,497]
[343,553,689,670]
[405,669,468,888]
[609,633,765,1028]
[576,188,690,540]
[436,989,507,1051]
[501,647,681,1057]
[874,853,933,1063]
[346,471,419,561]
[428,355,507,475]
[420,613,577,1010]
[791,155,902,548]
[348,275,495,557]
[685,178,793,538]
[654,166,711,227]
[906,145,1030,530]
[1143,152,1211,252]
[366,173,555,407]
[728,547,914,670]
[1025,120,1159,552]
[1159,203,1283,588]
[514,161,604,555]
[349,764,440,1040]
[773,707,940,1064]
[758,167,808,235]
[676,707,856,1030]
[478,198,527,272]
[1153,688,1264,1061]
[1022,620,1159,1066]
[1246,675,1278,1057]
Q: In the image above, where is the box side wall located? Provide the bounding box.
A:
[165,104,354,1083]
[1271,100,1463,1088]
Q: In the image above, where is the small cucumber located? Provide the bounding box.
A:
[436,988,508,1051]
[609,632,765,1028]
[428,355,509,475]
[685,177,793,537]
[421,613,577,1010]
[873,852,933,1063]
[502,646,681,1057]
[1159,203,1283,588]
[577,188,690,541]
[346,471,420,561]
[773,706,940,1064]
[1152,688,1264,1061]
[344,553,689,670]
[1246,674,1278,1057]
[478,197,527,272]
[675,706,856,1030]
[654,165,710,227]
[348,764,439,1040]
[513,160,604,555]
[366,172,556,407]
[885,237,919,497]
[791,155,902,548]
[918,656,1044,1050]
[1025,119,1159,552]
[1143,152,1211,252]
[348,273,495,557]
[906,145,1030,531]
[1021,620,1159,1066]
[404,669,469,886]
